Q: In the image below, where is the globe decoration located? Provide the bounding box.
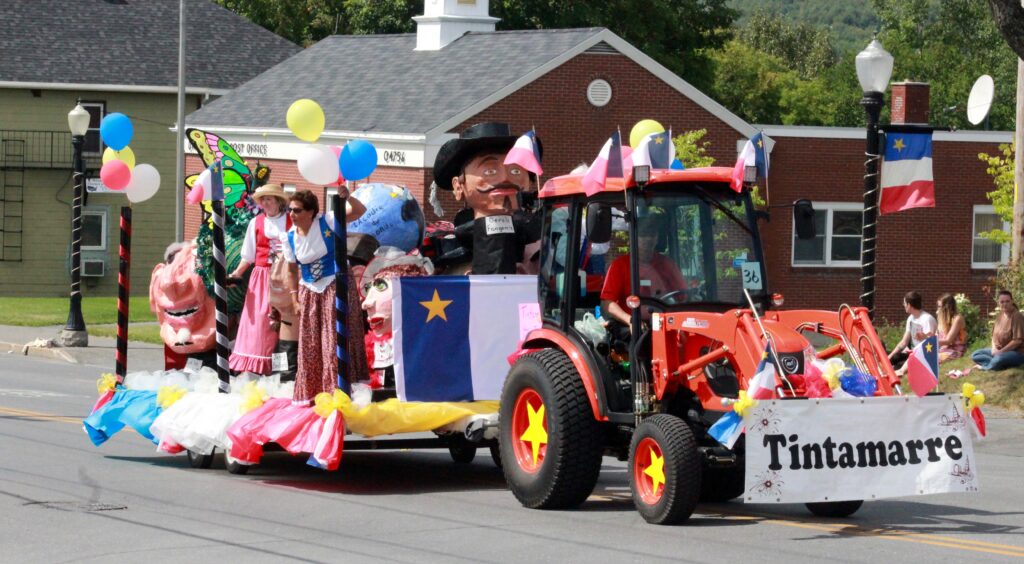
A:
[348,183,425,252]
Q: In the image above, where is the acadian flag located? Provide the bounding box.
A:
[747,344,779,400]
[879,132,935,215]
[504,130,543,175]
[708,410,744,449]
[906,335,939,397]
[632,129,675,169]
[730,132,769,192]
[582,131,624,197]
[393,275,537,402]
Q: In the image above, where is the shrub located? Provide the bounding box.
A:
[954,293,986,347]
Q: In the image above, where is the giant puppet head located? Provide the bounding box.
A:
[359,247,434,337]
[149,241,216,354]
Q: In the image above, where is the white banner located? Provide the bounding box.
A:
[744,395,979,504]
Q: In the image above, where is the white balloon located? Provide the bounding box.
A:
[297,144,340,186]
[126,163,161,203]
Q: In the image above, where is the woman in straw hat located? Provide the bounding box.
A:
[227,184,291,374]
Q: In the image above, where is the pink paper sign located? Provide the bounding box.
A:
[519,302,542,341]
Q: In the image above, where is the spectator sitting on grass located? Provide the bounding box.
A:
[970,290,1024,372]
[936,293,967,363]
[888,290,936,376]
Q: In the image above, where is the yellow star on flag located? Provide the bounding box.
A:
[644,447,666,495]
[757,138,763,149]
[925,342,933,353]
[893,138,906,152]
[420,289,453,322]
[520,403,548,465]
[654,135,664,144]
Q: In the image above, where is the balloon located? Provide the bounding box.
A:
[339,140,378,181]
[187,168,211,204]
[297,144,340,185]
[100,159,131,190]
[670,158,685,170]
[287,99,326,143]
[330,145,346,186]
[102,146,136,169]
[629,119,665,149]
[126,163,161,203]
[100,113,133,151]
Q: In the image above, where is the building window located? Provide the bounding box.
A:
[325,188,337,214]
[81,208,107,251]
[792,202,863,267]
[972,205,1009,269]
[81,101,105,156]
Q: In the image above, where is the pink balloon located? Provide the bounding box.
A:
[330,145,346,186]
[330,145,342,158]
[100,159,131,190]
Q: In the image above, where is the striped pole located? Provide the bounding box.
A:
[210,160,231,392]
[114,206,132,383]
[332,193,350,394]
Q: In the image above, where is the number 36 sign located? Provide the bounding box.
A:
[741,261,762,290]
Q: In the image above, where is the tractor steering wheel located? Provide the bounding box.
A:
[657,289,689,305]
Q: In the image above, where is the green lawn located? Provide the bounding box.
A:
[0,297,155,326]
[89,323,164,345]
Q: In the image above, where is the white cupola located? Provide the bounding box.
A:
[414,0,499,51]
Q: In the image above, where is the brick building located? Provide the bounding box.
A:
[183,0,1010,322]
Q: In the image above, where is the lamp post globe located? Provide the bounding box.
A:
[855,39,893,320]
[61,101,90,347]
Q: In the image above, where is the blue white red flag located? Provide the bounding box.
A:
[880,132,934,214]
[504,131,543,175]
[708,410,744,449]
[632,129,675,169]
[906,335,939,397]
[393,275,536,402]
[583,131,624,197]
[730,132,769,192]
[748,345,778,400]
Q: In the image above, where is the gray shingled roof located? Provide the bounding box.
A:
[186,28,604,134]
[1,0,301,91]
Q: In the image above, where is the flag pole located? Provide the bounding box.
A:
[210,160,231,393]
[332,192,350,395]
[114,205,132,383]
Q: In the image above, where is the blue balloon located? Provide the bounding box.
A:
[670,158,685,170]
[339,140,378,181]
[99,113,134,151]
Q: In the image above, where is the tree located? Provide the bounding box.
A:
[709,41,796,125]
[672,129,715,168]
[979,143,1015,244]
[741,11,837,80]
[212,0,420,45]
[987,0,1024,60]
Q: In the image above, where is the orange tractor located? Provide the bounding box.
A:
[499,167,900,524]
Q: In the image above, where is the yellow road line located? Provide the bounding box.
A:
[711,510,1024,558]
[0,405,82,424]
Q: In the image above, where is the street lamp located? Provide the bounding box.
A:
[855,39,894,320]
[61,101,91,346]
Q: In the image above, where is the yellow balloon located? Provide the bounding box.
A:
[102,146,136,169]
[287,99,326,143]
[629,119,665,149]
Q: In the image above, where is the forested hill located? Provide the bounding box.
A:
[729,0,879,54]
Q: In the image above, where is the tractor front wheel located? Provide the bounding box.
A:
[805,500,863,518]
[500,349,603,509]
[629,414,701,525]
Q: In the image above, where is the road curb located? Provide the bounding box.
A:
[0,341,79,364]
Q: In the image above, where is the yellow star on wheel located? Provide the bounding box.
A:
[893,138,906,152]
[520,403,548,465]
[644,447,666,495]
[420,289,453,322]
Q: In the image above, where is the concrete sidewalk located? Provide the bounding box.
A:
[0,324,165,371]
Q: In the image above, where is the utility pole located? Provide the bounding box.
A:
[1014,58,1024,265]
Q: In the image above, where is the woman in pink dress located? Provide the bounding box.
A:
[228,184,291,374]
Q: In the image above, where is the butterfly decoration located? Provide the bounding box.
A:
[184,128,270,208]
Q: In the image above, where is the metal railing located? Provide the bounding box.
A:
[0,130,79,168]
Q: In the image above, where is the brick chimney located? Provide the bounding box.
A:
[890,82,930,125]
[414,0,499,51]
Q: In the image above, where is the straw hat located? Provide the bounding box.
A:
[252,183,288,203]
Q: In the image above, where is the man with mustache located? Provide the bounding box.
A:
[433,122,542,274]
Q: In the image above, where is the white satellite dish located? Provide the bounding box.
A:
[967,74,994,126]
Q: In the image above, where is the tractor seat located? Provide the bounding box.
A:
[700,346,739,399]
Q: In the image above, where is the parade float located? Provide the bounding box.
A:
[83,111,986,525]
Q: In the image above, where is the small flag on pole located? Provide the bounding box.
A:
[582,131,624,197]
[730,132,769,192]
[879,132,935,214]
[633,129,675,169]
[906,335,939,397]
[504,131,543,175]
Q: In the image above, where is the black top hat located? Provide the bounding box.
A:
[432,122,541,191]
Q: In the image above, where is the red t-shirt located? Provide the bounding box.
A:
[600,253,687,313]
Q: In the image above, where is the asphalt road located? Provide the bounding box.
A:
[2,354,1023,563]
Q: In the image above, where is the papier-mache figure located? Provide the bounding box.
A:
[432,122,542,274]
[150,240,216,355]
[359,246,434,394]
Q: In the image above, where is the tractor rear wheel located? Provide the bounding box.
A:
[805,500,863,518]
[500,349,603,509]
[629,414,701,525]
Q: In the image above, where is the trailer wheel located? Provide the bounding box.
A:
[500,349,603,509]
[805,500,863,518]
[447,435,477,464]
[700,465,745,502]
[629,414,701,525]
[187,449,214,469]
[489,443,502,469]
